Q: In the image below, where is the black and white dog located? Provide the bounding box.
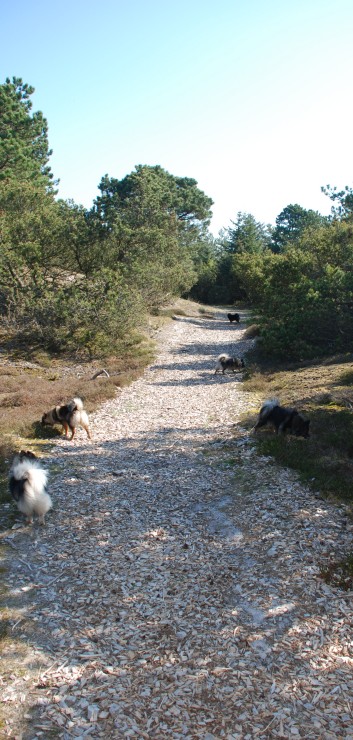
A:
[42,397,91,440]
[9,451,52,524]
[215,353,245,375]
[254,399,310,438]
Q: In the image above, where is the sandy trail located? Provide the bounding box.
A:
[1,311,353,739]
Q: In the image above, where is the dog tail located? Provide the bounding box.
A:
[217,353,230,362]
[10,457,48,488]
[72,397,84,411]
[259,398,279,419]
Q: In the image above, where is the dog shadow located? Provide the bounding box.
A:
[32,421,59,440]
[173,315,245,332]
[153,371,244,387]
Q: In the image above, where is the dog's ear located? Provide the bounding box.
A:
[19,450,37,460]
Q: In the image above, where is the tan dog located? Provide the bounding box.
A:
[42,397,91,440]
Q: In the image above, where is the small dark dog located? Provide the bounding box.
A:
[42,397,91,440]
[227,313,240,323]
[215,353,245,374]
[254,399,310,438]
[9,450,52,525]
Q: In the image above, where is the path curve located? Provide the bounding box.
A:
[2,311,353,739]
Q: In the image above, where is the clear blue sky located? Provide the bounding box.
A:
[1,0,353,234]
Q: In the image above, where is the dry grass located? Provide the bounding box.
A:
[157,297,216,320]
[0,351,154,440]
[243,354,353,405]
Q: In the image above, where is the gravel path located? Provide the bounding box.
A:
[2,311,353,739]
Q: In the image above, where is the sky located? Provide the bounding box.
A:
[1,0,353,235]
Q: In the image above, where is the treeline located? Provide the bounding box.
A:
[192,200,353,361]
[2,76,353,362]
[0,77,213,356]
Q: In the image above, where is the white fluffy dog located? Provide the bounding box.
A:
[9,451,52,524]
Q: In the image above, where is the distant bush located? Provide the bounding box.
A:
[231,221,353,360]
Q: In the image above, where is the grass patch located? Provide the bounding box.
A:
[254,407,353,501]
[0,338,155,444]
[336,369,353,387]
[243,357,353,504]
[158,297,216,319]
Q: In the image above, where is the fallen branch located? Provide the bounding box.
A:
[91,368,110,380]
